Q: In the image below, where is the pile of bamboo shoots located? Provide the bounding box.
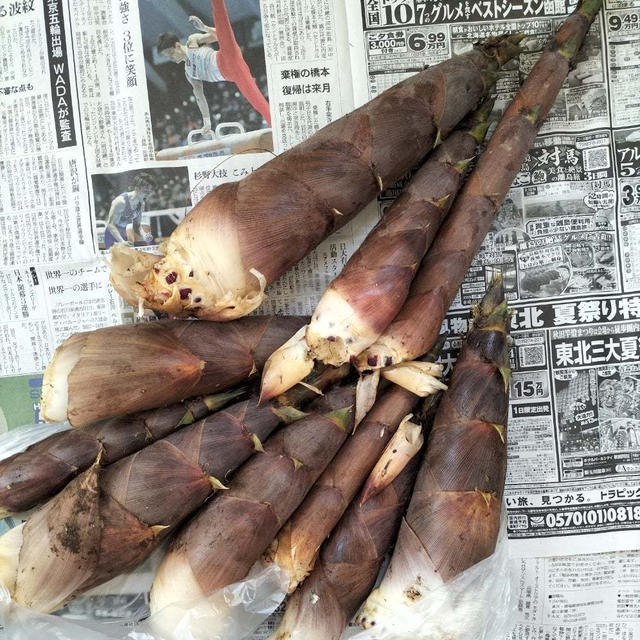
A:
[0,2,603,638]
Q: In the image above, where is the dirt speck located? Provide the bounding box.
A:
[404,586,422,602]
[58,522,80,554]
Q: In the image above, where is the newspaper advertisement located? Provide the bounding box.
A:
[343,0,640,560]
[0,0,639,637]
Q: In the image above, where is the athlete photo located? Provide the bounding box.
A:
[139,0,271,157]
[92,167,192,250]
[103,173,154,249]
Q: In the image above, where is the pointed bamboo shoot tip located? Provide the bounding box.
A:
[151,524,170,535]
[326,405,353,432]
[298,381,323,396]
[203,387,245,411]
[431,194,451,209]
[259,325,315,403]
[177,410,196,427]
[291,457,304,471]
[476,489,495,508]
[382,361,447,396]
[471,119,491,144]
[499,366,512,391]
[475,96,496,121]
[494,32,525,65]
[94,446,105,466]
[209,476,229,491]
[454,158,473,174]
[434,128,443,147]
[251,433,265,452]
[272,405,308,424]
[361,415,422,503]
[331,207,343,217]
[577,0,603,20]
[355,370,380,429]
[376,175,384,191]
[492,423,506,444]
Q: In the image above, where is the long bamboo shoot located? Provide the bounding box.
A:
[356,276,511,637]
[109,37,521,321]
[357,0,602,372]
[149,389,356,635]
[0,390,242,517]
[270,458,421,640]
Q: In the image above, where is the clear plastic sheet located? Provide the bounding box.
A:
[347,519,514,640]
[0,536,286,640]
[138,562,288,640]
[0,422,69,460]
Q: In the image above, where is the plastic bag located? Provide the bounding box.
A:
[135,561,287,640]
[0,421,69,460]
[0,537,286,640]
[347,517,515,640]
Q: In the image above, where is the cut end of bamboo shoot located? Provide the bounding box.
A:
[150,547,207,625]
[259,326,315,403]
[356,539,505,638]
[41,332,86,423]
[0,523,23,595]
[356,583,435,636]
[381,361,447,397]
[360,415,423,504]
[355,339,403,372]
[109,241,267,321]
[306,290,380,367]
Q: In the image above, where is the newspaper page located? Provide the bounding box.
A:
[343,0,640,560]
[508,550,640,639]
[0,0,356,429]
[1,0,640,637]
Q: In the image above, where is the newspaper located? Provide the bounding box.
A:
[0,0,639,637]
